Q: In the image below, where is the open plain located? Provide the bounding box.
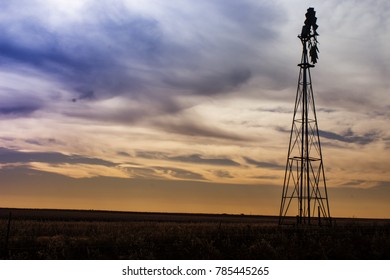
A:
[1,208,389,260]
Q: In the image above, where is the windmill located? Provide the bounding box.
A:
[279,8,331,225]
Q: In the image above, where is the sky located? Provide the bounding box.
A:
[0,0,389,218]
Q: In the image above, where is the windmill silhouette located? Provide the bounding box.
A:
[279,8,331,226]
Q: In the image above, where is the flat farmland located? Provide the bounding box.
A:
[1,208,389,260]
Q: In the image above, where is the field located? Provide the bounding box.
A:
[1,208,389,260]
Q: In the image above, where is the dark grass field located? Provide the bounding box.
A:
[1,208,389,260]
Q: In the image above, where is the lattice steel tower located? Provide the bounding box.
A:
[279,8,331,225]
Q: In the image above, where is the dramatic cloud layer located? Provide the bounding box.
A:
[0,0,389,218]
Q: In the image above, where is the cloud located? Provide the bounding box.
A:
[117,151,130,157]
[0,147,115,167]
[154,166,205,181]
[122,165,205,181]
[0,146,234,181]
[135,151,166,160]
[164,68,252,95]
[168,154,240,167]
[0,0,287,124]
[0,147,208,180]
[0,104,41,116]
[276,124,382,147]
[136,150,240,167]
[0,89,43,117]
[29,162,128,179]
[212,170,234,179]
[0,2,162,121]
[0,0,304,149]
[24,138,64,147]
[150,116,250,141]
[244,157,284,170]
[341,180,368,188]
[125,166,160,179]
[319,129,380,145]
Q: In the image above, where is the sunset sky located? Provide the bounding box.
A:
[0,0,389,218]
